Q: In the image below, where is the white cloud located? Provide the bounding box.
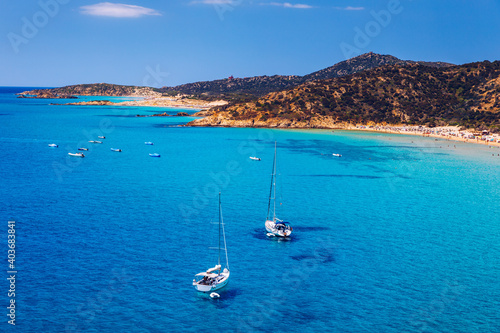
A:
[264,2,314,9]
[80,2,161,18]
[190,0,235,4]
[192,1,313,8]
[335,6,365,11]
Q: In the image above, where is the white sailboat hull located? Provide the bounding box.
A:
[193,270,230,293]
[265,220,292,237]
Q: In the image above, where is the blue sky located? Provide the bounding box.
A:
[1,0,499,87]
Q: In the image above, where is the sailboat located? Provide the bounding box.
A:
[193,193,230,292]
[265,142,292,238]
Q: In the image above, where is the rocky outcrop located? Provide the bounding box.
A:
[136,111,189,117]
[188,111,353,129]
[192,110,215,117]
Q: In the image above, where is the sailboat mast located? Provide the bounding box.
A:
[273,141,277,221]
[220,199,229,270]
[266,142,276,221]
[218,192,221,268]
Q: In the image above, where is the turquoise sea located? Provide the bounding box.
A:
[1,86,499,332]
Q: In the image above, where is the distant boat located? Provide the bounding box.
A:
[265,142,292,238]
[250,156,261,161]
[78,148,89,151]
[68,152,84,158]
[89,140,102,144]
[48,144,58,148]
[332,153,342,157]
[193,193,230,293]
[110,148,122,152]
[98,136,106,139]
[145,142,154,145]
[149,153,161,157]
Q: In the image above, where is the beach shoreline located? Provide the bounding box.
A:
[52,96,227,110]
[345,125,500,147]
[187,116,500,148]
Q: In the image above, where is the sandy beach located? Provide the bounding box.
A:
[56,96,228,110]
[348,125,500,148]
[116,97,227,109]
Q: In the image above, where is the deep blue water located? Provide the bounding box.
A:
[1,87,499,332]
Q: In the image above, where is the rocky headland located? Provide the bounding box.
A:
[19,83,160,98]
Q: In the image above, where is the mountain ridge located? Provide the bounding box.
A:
[159,52,453,98]
[18,53,453,100]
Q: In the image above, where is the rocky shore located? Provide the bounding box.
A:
[136,112,190,117]
[188,111,357,129]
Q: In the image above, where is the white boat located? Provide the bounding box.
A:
[193,193,230,293]
[332,153,342,157]
[145,142,154,145]
[110,148,122,152]
[98,136,106,139]
[250,156,261,161]
[48,143,58,148]
[68,152,85,158]
[265,142,292,238]
[149,153,161,157]
[88,140,103,144]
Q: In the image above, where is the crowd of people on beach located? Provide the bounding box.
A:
[355,125,500,145]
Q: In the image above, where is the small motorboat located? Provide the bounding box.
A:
[111,148,122,152]
[149,153,161,157]
[78,148,89,151]
[145,142,154,145]
[332,153,342,157]
[48,144,58,148]
[250,156,261,161]
[89,140,103,144]
[98,136,106,139]
[68,152,85,158]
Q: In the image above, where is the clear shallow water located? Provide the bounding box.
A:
[0,87,499,332]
